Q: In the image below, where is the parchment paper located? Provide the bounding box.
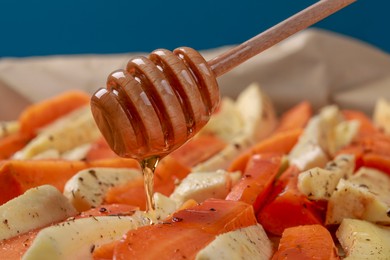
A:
[0,29,389,117]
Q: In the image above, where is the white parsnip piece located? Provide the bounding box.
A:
[14,106,101,159]
[298,154,355,200]
[373,98,390,135]
[0,185,77,241]
[326,167,390,225]
[196,224,273,260]
[337,218,390,259]
[170,170,241,207]
[64,167,142,211]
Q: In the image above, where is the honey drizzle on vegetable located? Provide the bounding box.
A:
[140,156,160,212]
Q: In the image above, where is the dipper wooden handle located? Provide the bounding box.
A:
[209,0,357,77]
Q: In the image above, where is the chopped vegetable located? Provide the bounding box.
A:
[170,134,227,168]
[226,153,282,212]
[112,199,257,260]
[257,165,324,236]
[337,218,390,259]
[273,101,312,134]
[19,90,90,136]
[228,129,301,173]
[272,225,339,260]
[0,132,31,159]
[0,158,139,204]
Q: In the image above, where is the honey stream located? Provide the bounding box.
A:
[140,156,160,212]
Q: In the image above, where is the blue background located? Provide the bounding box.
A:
[0,0,387,57]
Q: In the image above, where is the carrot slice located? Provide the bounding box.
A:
[0,132,31,160]
[227,101,311,174]
[362,153,390,176]
[0,158,139,205]
[229,128,302,173]
[257,165,324,236]
[0,229,38,259]
[113,199,257,260]
[104,155,190,209]
[85,137,119,161]
[226,153,282,212]
[170,134,227,168]
[272,225,339,260]
[78,204,139,218]
[19,90,90,136]
[274,101,312,134]
[93,241,118,260]
[337,132,390,171]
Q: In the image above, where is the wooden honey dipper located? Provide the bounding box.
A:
[91,0,356,162]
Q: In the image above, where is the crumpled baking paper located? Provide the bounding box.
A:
[0,28,389,116]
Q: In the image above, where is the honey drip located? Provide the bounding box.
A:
[140,156,160,212]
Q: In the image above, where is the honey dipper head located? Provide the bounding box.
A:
[91,47,220,160]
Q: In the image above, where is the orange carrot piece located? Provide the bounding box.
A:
[257,165,324,236]
[113,199,257,260]
[170,134,227,168]
[0,158,139,205]
[19,90,90,136]
[337,132,390,171]
[0,229,38,259]
[78,204,139,218]
[105,155,190,209]
[362,153,390,176]
[93,241,118,260]
[342,109,378,135]
[229,128,302,173]
[0,132,31,160]
[274,101,312,134]
[85,137,119,161]
[272,225,339,260]
[226,153,282,212]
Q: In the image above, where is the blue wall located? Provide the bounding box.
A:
[0,0,387,57]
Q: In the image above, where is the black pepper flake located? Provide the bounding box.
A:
[387,210,390,218]
[359,184,369,189]
[245,174,251,178]
[172,217,183,223]
[3,219,10,229]
[78,177,84,182]
[99,207,108,213]
[234,143,241,149]
[209,208,216,211]
[90,244,95,253]
[89,170,97,178]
